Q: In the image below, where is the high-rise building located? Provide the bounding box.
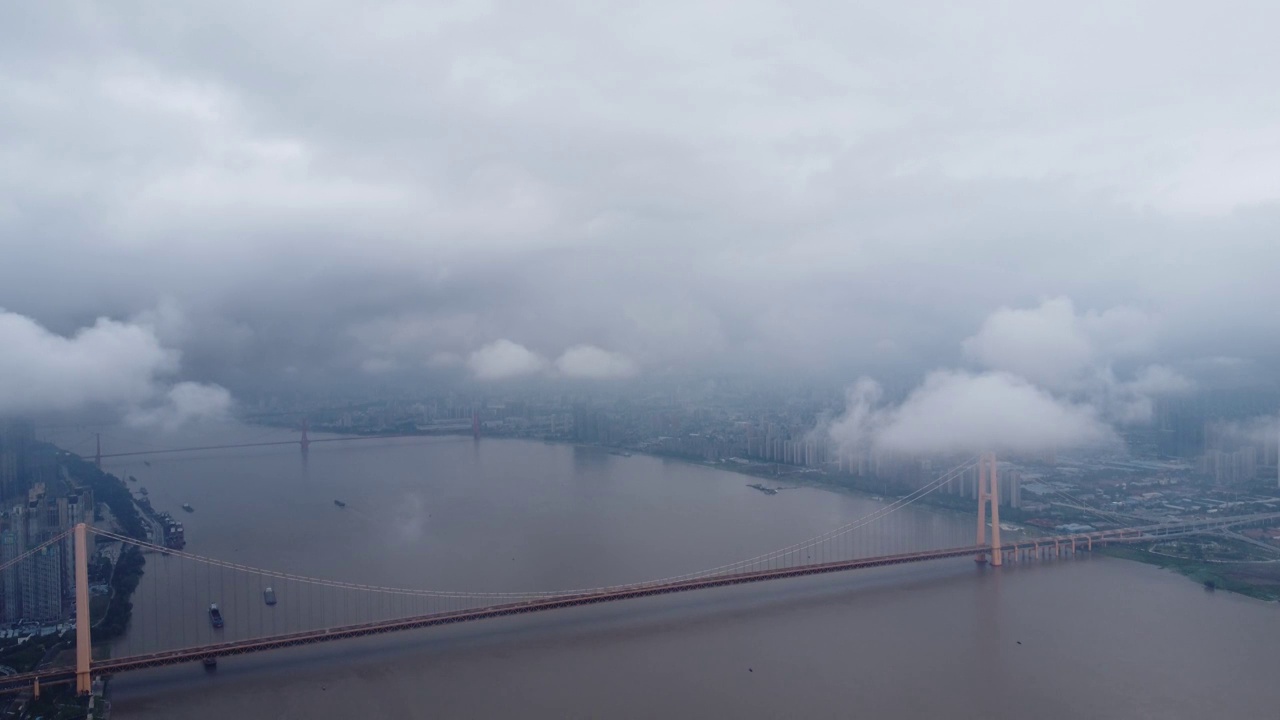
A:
[0,422,36,501]
[1198,447,1259,485]
[950,461,1020,508]
[0,474,94,624]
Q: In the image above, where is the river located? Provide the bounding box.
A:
[60,422,1280,719]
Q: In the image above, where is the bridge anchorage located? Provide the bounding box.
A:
[0,457,1276,700]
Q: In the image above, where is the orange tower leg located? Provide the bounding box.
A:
[75,523,91,694]
[976,452,1002,566]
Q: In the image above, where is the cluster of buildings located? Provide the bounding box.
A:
[255,383,1280,530]
[0,422,94,625]
[1195,418,1280,486]
[1152,393,1280,487]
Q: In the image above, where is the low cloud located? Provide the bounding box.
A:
[125,381,234,430]
[962,297,1157,392]
[554,345,639,379]
[824,297,1195,458]
[829,372,1116,457]
[961,297,1193,425]
[962,297,1103,392]
[1206,415,1280,450]
[878,371,1117,455]
[1128,364,1195,396]
[464,341,639,380]
[467,339,547,380]
[0,308,176,415]
[0,308,233,427]
[1103,364,1197,424]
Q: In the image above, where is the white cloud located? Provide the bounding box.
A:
[554,345,639,379]
[961,297,1151,392]
[961,297,1193,424]
[879,371,1116,455]
[1102,364,1197,424]
[125,381,233,430]
[0,309,178,415]
[827,372,1116,457]
[0,308,236,429]
[826,378,885,452]
[824,295,1202,457]
[467,339,546,380]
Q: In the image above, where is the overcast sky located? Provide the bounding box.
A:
[3,1,1279,426]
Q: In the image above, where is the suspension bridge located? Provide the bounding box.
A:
[78,413,484,464]
[1,453,1277,698]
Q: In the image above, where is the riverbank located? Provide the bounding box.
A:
[258,427,1280,602]
[600,443,1280,603]
[1102,545,1280,602]
[58,448,149,639]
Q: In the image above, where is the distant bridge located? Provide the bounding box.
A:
[89,418,471,464]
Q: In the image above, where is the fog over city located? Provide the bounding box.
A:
[7,6,1280,717]
[4,1,1280,451]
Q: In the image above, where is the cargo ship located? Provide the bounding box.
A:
[263,587,277,606]
[209,603,224,628]
[157,512,186,549]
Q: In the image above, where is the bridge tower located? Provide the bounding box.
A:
[94,433,101,469]
[472,410,480,440]
[300,418,311,452]
[976,452,1002,566]
[74,522,91,694]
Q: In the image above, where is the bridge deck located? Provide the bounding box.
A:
[3,513,1276,692]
